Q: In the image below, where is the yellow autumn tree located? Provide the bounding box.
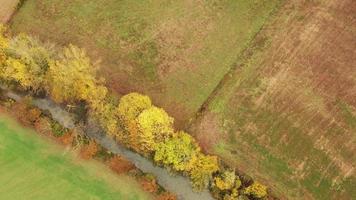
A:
[117,92,152,122]
[0,34,52,93]
[214,170,237,191]
[0,24,8,53]
[89,95,118,136]
[154,131,200,171]
[2,57,28,86]
[244,182,268,199]
[136,106,174,154]
[0,25,7,79]
[116,93,152,148]
[45,44,117,135]
[47,44,100,103]
[212,170,242,199]
[187,153,219,191]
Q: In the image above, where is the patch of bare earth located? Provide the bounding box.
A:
[190,111,225,151]
[258,0,356,178]
[0,0,19,23]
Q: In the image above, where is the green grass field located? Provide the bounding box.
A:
[190,1,356,199]
[10,0,282,126]
[0,116,150,200]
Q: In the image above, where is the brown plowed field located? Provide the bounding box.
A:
[190,0,356,199]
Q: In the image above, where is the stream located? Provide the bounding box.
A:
[3,90,214,200]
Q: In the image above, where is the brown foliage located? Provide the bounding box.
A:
[108,155,135,174]
[58,132,74,145]
[156,192,177,200]
[27,108,42,123]
[11,102,30,125]
[140,177,159,194]
[33,117,52,135]
[80,141,98,159]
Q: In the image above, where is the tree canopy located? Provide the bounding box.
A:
[154,131,200,171]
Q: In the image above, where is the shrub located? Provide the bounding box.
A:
[214,170,237,191]
[212,170,242,200]
[27,108,42,123]
[244,182,268,199]
[139,176,159,194]
[80,140,98,160]
[59,132,74,145]
[51,121,67,137]
[34,117,52,135]
[108,155,135,174]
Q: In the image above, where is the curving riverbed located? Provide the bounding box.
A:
[3,90,214,200]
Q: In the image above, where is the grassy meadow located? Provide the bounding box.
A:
[0,116,151,200]
[10,0,282,126]
[190,0,356,199]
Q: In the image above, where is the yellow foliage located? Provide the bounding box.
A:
[90,99,118,136]
[214,170,236,191]
[230,186,239,199]
[244,182,268,199]
[0,24,7,67]
[187,153,219,191]
[0,33,52,92]
[0,50,6,68]
[0,24,8,49]
[213,170,242,199]
[125,120,142,152]
[117,93,152,122]
[2,57,31,88]
[136,106,174,153]
[47,44,100,103]
[2,34,53,92]
[154,131,200,171]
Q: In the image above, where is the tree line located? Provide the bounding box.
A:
[0,24,268,200]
